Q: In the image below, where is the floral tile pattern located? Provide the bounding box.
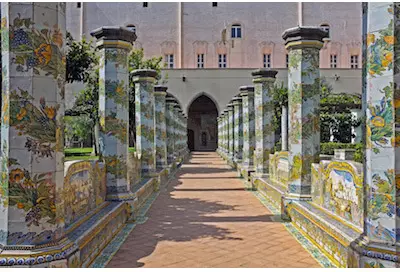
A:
[99,45,130,195]
[0,3,66,246]
[227,105,235,160]
[254,78,275,175]
[134,77,156,176]
[364,3,400,250]
[287,47,321,196]
[166,101,176,164]
[233,98,243,162]
[154,91,167,168]
[240,90,255,167]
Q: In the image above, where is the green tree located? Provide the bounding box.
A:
[66,41,166,150]
[66,32,98,83]
[65,115,94,148]
[65,33,100,154]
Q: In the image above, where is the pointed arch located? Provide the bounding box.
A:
[186,92,220,116]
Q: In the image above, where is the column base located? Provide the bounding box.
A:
[348,236,400,268]
[237,163,255,184]
[0,202,130,268]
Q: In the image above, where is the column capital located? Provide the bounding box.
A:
[131,69,158,83]
[282,26,328,50]
[90,26,136,50]
[166,98,178,105]
[232,96,243,105]
[239,86,255,96]
[251,69,278,83]
[154,85,168,95]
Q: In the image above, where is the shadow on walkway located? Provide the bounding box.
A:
[107,152,306,268]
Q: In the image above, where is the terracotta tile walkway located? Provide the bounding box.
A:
[107,152,321,268]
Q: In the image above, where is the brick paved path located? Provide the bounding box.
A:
[107,152,321,268]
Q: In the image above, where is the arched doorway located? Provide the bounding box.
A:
[187,94,218,151]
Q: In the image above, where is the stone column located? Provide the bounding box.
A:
[92,26,136,198]
[132,69,158,177]
[281,105,289,151]
[233,96,243,163]
[154,85,168,169]
[166,98,177,164]
[0,2,66,248]
[227,104,235,161]
[348,3,399,268]
[252,69,277,175]
[282,27,327,200]
[240,86,255,168]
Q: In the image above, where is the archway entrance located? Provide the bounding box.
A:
[187,95,218,151]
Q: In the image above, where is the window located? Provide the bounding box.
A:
[231,24,242,38]
[286,54,289,68]
[218,54,227,68]
[143,2,148,7]
[165,54,174,68]
[330,54,337,68]
[197,54,205,68]
[263,54,271,68]
[320,24,330,39]
[77,2,81,8]
[350,55,358,69]
[126,24,136,33]
[212,2,218,7]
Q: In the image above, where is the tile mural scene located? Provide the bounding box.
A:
[0,1,399,268]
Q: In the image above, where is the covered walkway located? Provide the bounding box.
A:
[107,152,321,268]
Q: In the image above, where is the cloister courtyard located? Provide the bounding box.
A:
[0,1,399,269]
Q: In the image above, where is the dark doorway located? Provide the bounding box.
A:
[188,129,195,151]
[187,94,218,151]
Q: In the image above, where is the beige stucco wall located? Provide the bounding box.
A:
[67,2,362,69]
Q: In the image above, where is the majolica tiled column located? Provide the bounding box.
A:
[223,109,230,158]
[132,69,158,177]
[348,3,399,268]
[217,117,221,153]
[240,86,255,168]
[282,27,326,200]
[183,115,189,154]
[173,105,181,161]
[227,104,235,161]
[281,105,289,151]
[154,85,168,169]
[0,2,67,249]
[233,96,243,163]
[219,113,224,155]
[92,26,136,198]
[166,98,177,164]
[178,109,184,157]
[253,69,277,175]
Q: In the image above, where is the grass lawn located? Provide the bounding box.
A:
[64,147,135,161]
[65,155,99,161]
[65,147,93,155]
